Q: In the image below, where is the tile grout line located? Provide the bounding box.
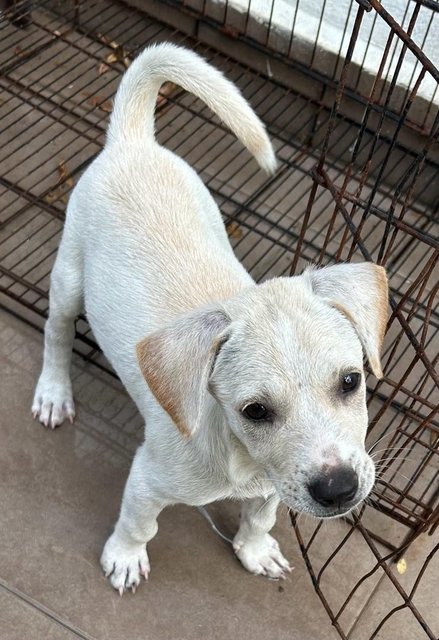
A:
[0,577,98,640]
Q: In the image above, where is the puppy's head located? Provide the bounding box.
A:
[137,262,388,518]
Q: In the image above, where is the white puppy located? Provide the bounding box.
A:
[32,43,388,594]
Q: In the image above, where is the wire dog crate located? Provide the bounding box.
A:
[0,0,438,638]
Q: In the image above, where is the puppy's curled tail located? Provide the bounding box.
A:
[107,43,276,173]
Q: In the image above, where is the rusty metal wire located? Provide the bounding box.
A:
[0,0,438,638]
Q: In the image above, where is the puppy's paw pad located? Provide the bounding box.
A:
[101,533,150,594]
[234,533,292,580]
[32,377,75,429]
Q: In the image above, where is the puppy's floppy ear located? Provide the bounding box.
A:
[136,308,230,437]
[307,263,389,379]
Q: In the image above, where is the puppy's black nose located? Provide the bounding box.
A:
[308,467,358,508]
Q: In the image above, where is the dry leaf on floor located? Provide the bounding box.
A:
[226,221,243,239]
[105,41,131,68]
[105,51,119,64]
[98,99,112,113]
[397,558,407,574]
[98,62,109,75]
[44,191,58,204]
[45,161,74,204]
[96,32,111,46]
[102,102,112,113]
[58,160,74,188]
[85,94,113,113]
[45,188,69,205]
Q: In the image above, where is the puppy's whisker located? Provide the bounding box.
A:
[373,455,417,465]
[371,458,415,468]
[374,457,418,465]
[370,447,415,457]
[367,426,404,453]
[375,470,413,483]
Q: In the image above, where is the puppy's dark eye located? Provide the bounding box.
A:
[242,403,269,421]
[342,372,360,393]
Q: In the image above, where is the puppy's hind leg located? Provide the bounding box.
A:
[101,444,168,594]
[233,495,292,579]
[32,218,83,428]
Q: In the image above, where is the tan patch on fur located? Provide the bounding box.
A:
[330,265,389,380]
[369,356,383,380]
[330,301,356,328]
[136,338,191,438]
[369,265,388,379]
[374,265,389,350]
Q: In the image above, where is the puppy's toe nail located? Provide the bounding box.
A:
[118,587,124,597]
[131,585,136,594]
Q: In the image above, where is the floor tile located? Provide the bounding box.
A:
[0,587,85,640]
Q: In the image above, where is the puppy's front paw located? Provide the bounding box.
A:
[32,374,75,429]
[101,532,150,595]
[233,533,292,580]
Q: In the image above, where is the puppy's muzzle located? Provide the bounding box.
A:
[307,466,358,509]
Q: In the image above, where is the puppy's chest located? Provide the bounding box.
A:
[227,475,274,501]
[216,448,274,501]
[198,467,273,504]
